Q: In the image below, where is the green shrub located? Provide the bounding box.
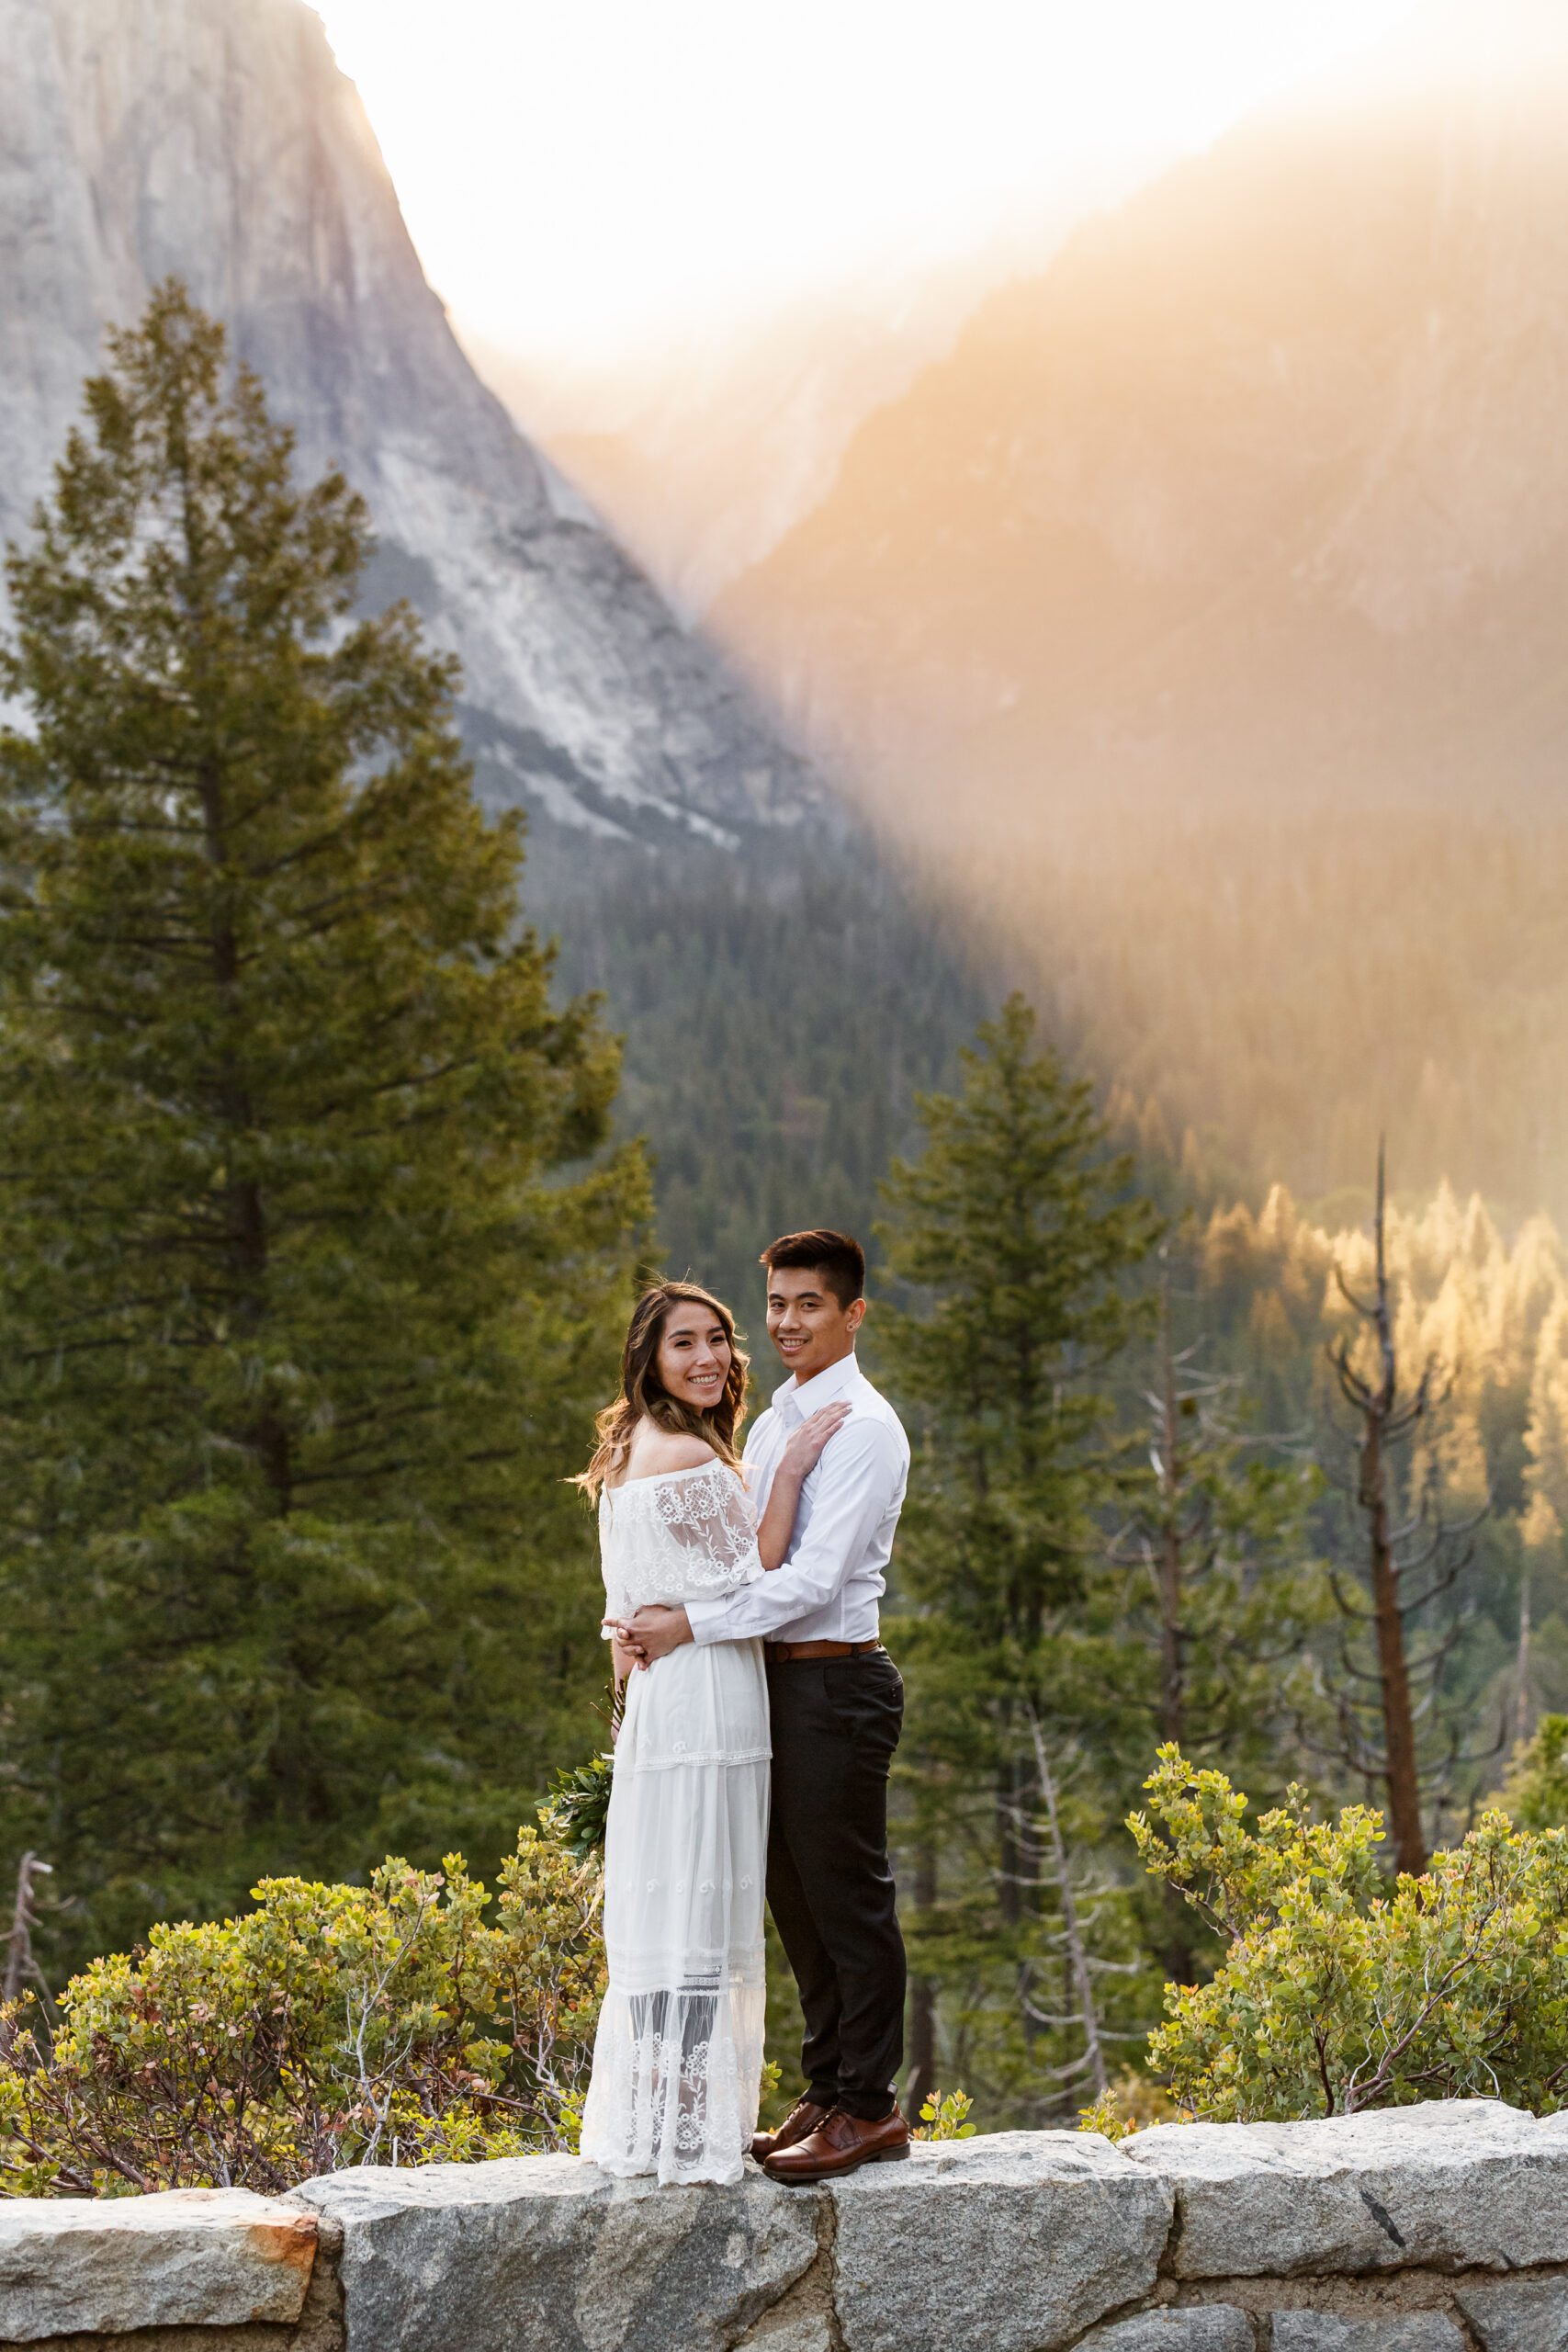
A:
[1131,1746,1568,2121]
[1503,1715,1568,1830]
[0,1829,603,2197]
[911,2087,976,2141]
[1077,2070,1179,2142]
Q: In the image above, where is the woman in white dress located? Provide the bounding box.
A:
[576,1281,845,2187]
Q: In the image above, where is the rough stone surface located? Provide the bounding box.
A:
[1455,2278,1568,2352]
[1271,2318,1466,2351]
[1079,2308,1255,2350]
[10,2107,1568,2348]
[0,2331,326,2352]
[732,2245,836,2352]
[828,2133,1173,2352]
[0,2188,318,2341]
[291,2154,821,2352]
[1123,2101,1568,2279]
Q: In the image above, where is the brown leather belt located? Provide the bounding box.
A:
[763,1639,885,1663]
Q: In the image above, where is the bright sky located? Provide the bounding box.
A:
[316,0,1427,364]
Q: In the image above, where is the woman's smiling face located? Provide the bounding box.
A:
[656,1303,733,1415]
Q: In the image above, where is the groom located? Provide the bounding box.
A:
[618,1227,912,2181]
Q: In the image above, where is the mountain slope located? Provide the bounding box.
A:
[716,11,1568,810]
[0,0,996,1301]
[708,3,1568,1215]
[484,181,1139,623]
[1,0,820,848]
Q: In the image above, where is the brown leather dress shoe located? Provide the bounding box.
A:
[762,2106,910,2183]
[750,2097,833,2165]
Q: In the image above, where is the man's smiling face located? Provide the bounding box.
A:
[765,1264,865,1385]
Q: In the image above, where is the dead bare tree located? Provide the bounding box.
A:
[1,1852,53,2057]
[1023,1709,1106,2100]
[1104,1252,1318,1977]
[1315,1146,1491,1877]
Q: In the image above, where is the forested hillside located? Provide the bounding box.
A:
[870,1012,1568,2129]
[547,842,998,1315]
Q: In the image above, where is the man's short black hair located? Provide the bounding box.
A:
[761,1228,866,1310]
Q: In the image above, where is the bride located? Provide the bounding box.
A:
[577,1280,845,2187]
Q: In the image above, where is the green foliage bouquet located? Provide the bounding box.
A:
[1132,1747,1568,2121]
[540,1754,615,1863]
[0,1829,604,2198]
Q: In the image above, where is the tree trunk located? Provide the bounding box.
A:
[1154,1273,1197,1980]
[905,1845,938,2121]
[1517,1567,1533,1751]
[200,758,291,1513]
[996,1749,1021,1928]
[1366,1409,1426,1875]
[1156,1273,1184,1748]
[1,1852,52,2055]
[1027,1713,1105,2100]
[1360,1155,1427,1878]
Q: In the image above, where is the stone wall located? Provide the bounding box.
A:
[5,2100,1568,2351]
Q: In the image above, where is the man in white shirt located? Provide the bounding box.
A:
[618,1227,913,2181]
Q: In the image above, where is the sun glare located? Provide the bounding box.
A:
[315,0,1426,360]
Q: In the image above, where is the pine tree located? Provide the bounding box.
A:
[0,285,647,1966]
[873,993,1161,2117]
[1093,1255,1327,1979]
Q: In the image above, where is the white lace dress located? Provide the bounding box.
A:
[579,1461,771,2188]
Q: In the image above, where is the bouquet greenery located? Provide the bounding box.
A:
[539,1681,622,1860]
[541,1752,615,1862]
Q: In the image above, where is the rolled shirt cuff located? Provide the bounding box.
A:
[682,1594,730,1646]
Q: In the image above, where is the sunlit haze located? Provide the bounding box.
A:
[315,0,1425,365]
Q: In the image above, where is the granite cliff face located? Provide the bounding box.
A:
[0,0,822,854]
[0,0,991,1307]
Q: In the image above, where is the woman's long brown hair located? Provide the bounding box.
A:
[575,1282,750,1501]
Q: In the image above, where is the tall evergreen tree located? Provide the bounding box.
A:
[873,994,1161,2117]
[0,285,647,1966]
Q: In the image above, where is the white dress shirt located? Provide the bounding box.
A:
[684,1352,909,1647]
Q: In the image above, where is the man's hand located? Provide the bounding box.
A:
[618,1604,694,1663]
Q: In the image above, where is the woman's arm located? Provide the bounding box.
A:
[755,1402,851,1568]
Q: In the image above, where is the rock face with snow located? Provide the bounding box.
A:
[9,2102,1568,2352]
[0,0,821,853]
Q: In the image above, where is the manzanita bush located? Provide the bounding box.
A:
[1132,1746,1568,2121]
[0,1828,603,2196]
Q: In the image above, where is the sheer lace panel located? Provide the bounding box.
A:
[600,1461,765,1616]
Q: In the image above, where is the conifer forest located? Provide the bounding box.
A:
[5,280,1568,2153]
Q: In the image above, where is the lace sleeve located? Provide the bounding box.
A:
[604,1464,766,1612]
[648,1464,762,1586]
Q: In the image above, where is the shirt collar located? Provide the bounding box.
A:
[773,1351,860,1425]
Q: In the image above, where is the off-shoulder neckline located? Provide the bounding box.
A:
[603,1458,739,1496]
